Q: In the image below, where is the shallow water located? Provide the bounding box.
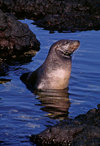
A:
[0,19,100,145]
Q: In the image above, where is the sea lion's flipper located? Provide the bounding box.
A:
[20,71,38,90]
[20,72,30,84]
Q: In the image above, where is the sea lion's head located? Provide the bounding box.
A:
[50,40,80,59]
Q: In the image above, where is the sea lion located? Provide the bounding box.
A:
[20,39,80,90]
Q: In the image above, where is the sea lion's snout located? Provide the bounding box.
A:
[70,40,80,52]
[55,40,80,58]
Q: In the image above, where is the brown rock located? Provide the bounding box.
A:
[0,9,40,59]
[0,0,100,31]
[30,105,100,145]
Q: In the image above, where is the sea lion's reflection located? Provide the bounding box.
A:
[34,89,70,120]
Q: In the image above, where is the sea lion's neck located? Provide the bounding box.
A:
[36,52,72,90]
[43,50,72,71]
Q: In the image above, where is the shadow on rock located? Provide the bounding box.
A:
[0,60,9,76]
[30,104,100,145]
[0,78,11,84]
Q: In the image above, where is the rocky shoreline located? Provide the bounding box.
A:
[30,104,100,145]
[0,9,40,60]
[0,0,100,32]
[0,9,40,75]
[0,9,40,76]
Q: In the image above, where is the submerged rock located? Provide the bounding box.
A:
[30,105,100,145]
[0,60,8,76]
[0,78,11,84]
[0,0,100,31]
[0,9,40,60]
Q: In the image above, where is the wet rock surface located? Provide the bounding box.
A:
[0,0,100,31]
[30,104,100,145]
[0,78,11,84]
[0,9,40,76]
[0,9,40,60]
[0,60,8,76]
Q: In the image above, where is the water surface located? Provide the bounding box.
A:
[0,19,100,145]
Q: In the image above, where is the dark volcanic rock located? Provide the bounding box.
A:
[0,59,8,76]
[0,9,40,60]
[0,0,100,31]
[30,105,100,145]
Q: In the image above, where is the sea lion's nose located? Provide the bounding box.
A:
[73,40,80,45]
[73,40,80,49]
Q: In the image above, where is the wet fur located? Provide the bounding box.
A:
[20,40,80,90]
